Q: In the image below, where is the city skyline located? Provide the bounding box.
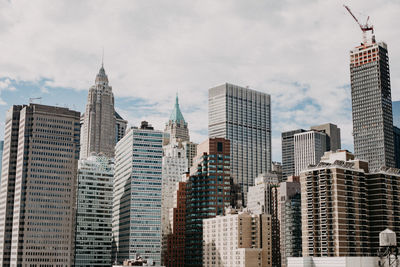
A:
[0,0,399,163]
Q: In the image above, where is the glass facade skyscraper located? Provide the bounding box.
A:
[208,83,271,204]
[113,122,163,265]
[75,156,114,267]
[350,40,395,171]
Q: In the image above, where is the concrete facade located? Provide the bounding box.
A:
[294,130,327,175]
[81,65,116,158]
[0,104,80,266]
[203,210,272,267]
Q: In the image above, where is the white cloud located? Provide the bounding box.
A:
[0,0,399,160]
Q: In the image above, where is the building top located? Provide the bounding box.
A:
[95,64,109,85]
[169,94,186,124]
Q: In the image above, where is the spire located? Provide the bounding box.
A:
[95,62,108,85]
[169,93,185,123]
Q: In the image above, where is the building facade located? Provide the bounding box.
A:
[278,176,302,267]
[350,40,395,171]
[282,129,306,179]
[0,104,80,266]
[161,139,188,263]
[165,181,187,267]
[394,126,400,169]
[75,156,114,266]
[203,209,272,267]
[247,173,281,267]
[294,130,327,175]
[113,122,163,265]
[310,123,341,152]
[300,150,370,257]
[185,138,231,267]
[115,111,127,144]
[81,65,116,158]
[209,83,271,204]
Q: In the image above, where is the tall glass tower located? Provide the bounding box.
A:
[208,83,271,204]
[350,38,395,171]
[113,121,163,265]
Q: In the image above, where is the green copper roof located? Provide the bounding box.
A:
[169,94,186,123]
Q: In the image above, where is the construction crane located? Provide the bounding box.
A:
[29,97,42,104]
[344,5,374,44]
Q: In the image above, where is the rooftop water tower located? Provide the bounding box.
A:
[379,229,399,267]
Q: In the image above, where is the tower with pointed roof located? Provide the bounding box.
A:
[164,94,189,144]
[80,64,116,158]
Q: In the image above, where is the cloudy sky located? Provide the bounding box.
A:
[0,0,399,161]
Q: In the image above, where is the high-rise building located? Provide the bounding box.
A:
[301,150,370,257]
[113,121,163,265]
[366,167,400,252]
[278,176,302,267]
[165,181,187,267]
[0,104,80,266]
[203,209,272,267]
[393,101,400,128]
[247,173,281,267]
[282,129,306,179]
[161,138,188,263]
[0,105,24,265]
[209,83,271,203]
[294,130,327,175]
[310,123,341,151]
[185,138,231,267]
[74,156,114,267]
[81,64,116,158]
[300,149,400,256]
[164,94,189,144]
[0,140,3,184]
[350,39,395,171]
[394,126,400,169]
[115,111,127,143]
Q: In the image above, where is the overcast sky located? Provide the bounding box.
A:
[0,0,399,161]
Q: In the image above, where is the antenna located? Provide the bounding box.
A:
[102,47,104,67]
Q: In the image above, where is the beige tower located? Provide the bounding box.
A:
[81,64,116,158]
[0,104,80,266]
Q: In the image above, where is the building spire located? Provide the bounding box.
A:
[169,93,185,123]
[95,52,108,86]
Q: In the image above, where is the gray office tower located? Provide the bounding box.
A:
[0,104,80,266]
[209,83,271,204]
[350,39,395,171]
[281,129,306,179]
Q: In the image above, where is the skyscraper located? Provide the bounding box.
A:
[115,111,127,143]
[0,104,80,266]
[278,176,302,267]
[74,156,114,267]
[300,150,369,257]
[209,83,271,203]
[247,173,281,267]
[350,39,395,171]
[310,123,341,152]
[81,64,116,158]
[185,138,231,267]
[282,129,306,178]
[113,121,163,265]
[294,130,327,175]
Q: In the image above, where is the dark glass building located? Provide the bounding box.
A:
[350,39,395,171]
